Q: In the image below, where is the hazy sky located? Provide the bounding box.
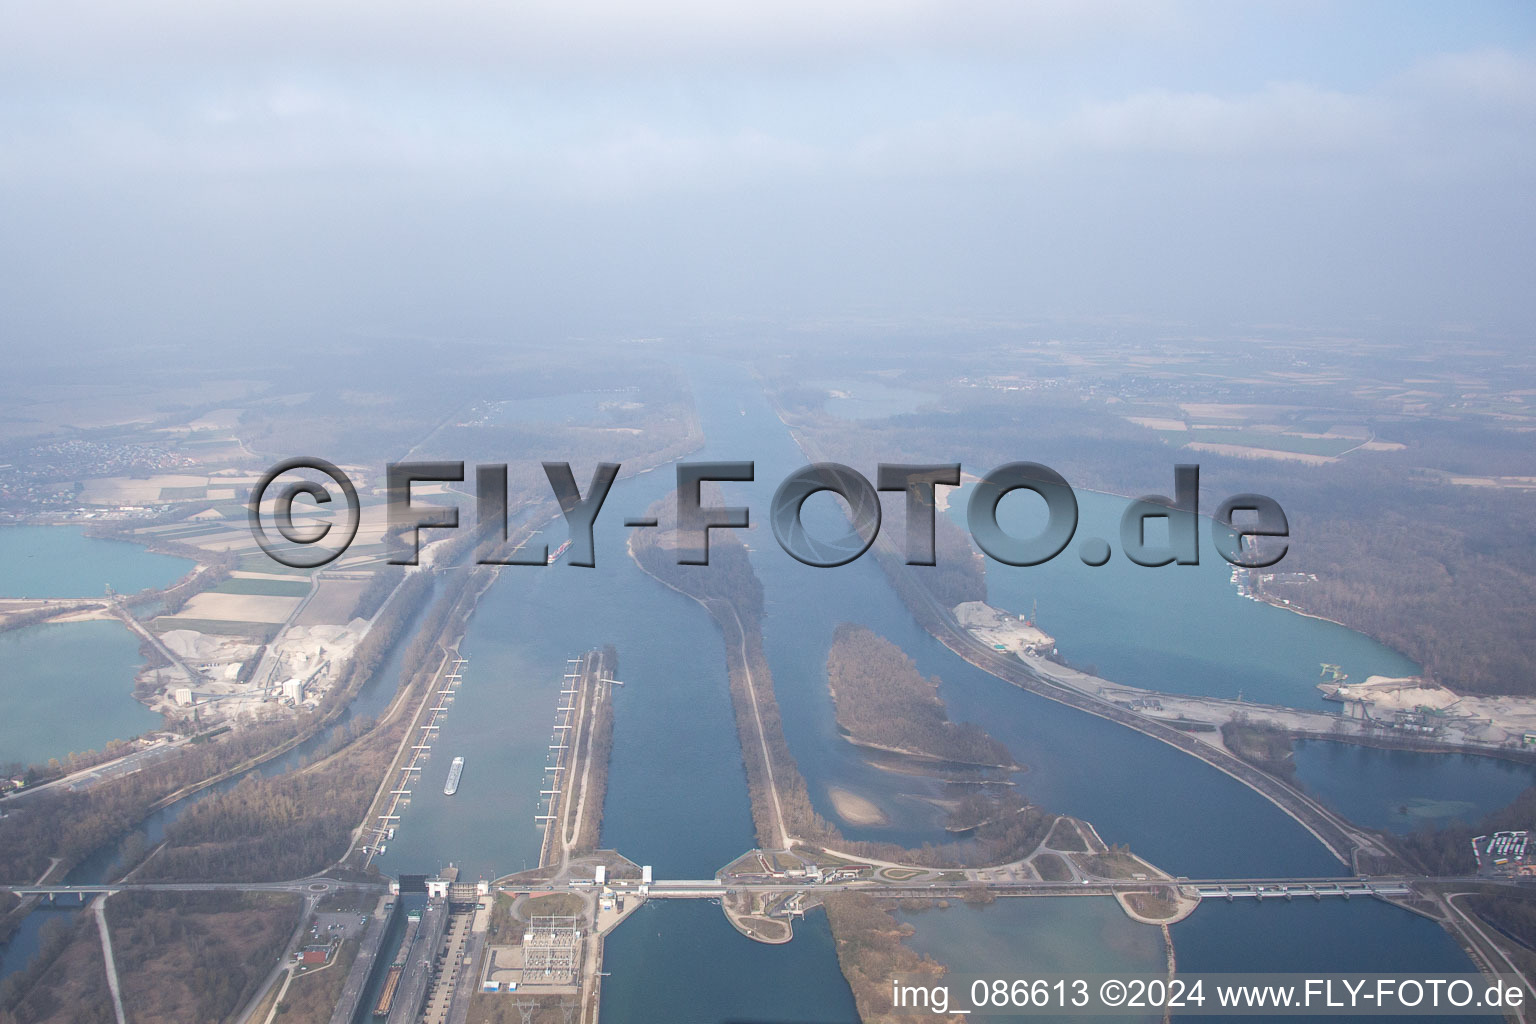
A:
[1,1,1532,351]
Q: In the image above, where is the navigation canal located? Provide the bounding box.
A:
[3,366,1520,1013]
[385,361,1506,1017]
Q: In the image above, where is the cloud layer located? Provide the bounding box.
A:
[0,1,1532,345]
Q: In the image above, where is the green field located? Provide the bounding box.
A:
[235,553,324,576]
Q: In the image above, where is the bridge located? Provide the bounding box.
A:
[8,867,1520,1024]
[1190,881,1412,900]
[8,874,1520,901]
[1,877,382,899]
[502,873,1515,901]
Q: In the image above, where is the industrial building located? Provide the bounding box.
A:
[522,916,582,985]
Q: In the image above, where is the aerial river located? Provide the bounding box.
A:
[2,365,1527,1016]
[376,360,1522,1019]
[0,576,442,984]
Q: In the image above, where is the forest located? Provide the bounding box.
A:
[0,716,314,885]
[139,750,386,881]
[775,385,1536,696]
[1398,783,1536,958]
[821,893,960,1024]
[0,913,113,1024]
[566,646,618,855]
[1220,720,1298,778]
[827,623,1014,768]
[104,892,302,1022]
[627,490,765,624]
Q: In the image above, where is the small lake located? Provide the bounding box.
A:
[0,526,192,767]
[0,620,162,767]
[1293,740,1533,833]
[900,894,1166,973]
[0,525,194,599]
[946,484,1420,709]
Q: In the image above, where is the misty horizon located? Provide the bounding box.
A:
[0,0,1532,354]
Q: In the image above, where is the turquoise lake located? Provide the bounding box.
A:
[0,525,194,598]
[0,620,162,767]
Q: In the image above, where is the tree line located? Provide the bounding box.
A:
[775,388,1536,697]
[633,500,1060,870]
[0,567,436,884]
[104,892,302,1022]
[827,623,1014,768]
[139,569,478,882]
[821,893,957,1024]
[1398,783,1536,955]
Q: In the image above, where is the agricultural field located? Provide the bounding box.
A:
[294,580,370,626]
[176,592,303,624]
[212,577,312,597]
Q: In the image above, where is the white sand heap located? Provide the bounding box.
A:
[279,621,365,646]
[1320,674,1536,745]
[263,619,367,678]
[160,629,258,662]
[1321,674,1459,711]
[954,601,1055,653]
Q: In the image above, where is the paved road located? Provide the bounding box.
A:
[0,738,192,803]
[11,869,1525,1024]
[2,877,384,896]
[642,875,1427,895]
[1440,891,1534,1003]
[9,873,1528,899]
[444,916,487,1024]
[93,895,128,1024]
[234,890,327,1024]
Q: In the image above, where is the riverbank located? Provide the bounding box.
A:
[631,502,1202,878]
[821,893,955,1024]
[538,648,620,870]
[827,623,1018,774]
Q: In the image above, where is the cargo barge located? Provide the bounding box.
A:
[443,756,465,796]
[372,911,420,1017]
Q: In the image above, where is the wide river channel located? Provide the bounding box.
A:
[2,362,1528,1021]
